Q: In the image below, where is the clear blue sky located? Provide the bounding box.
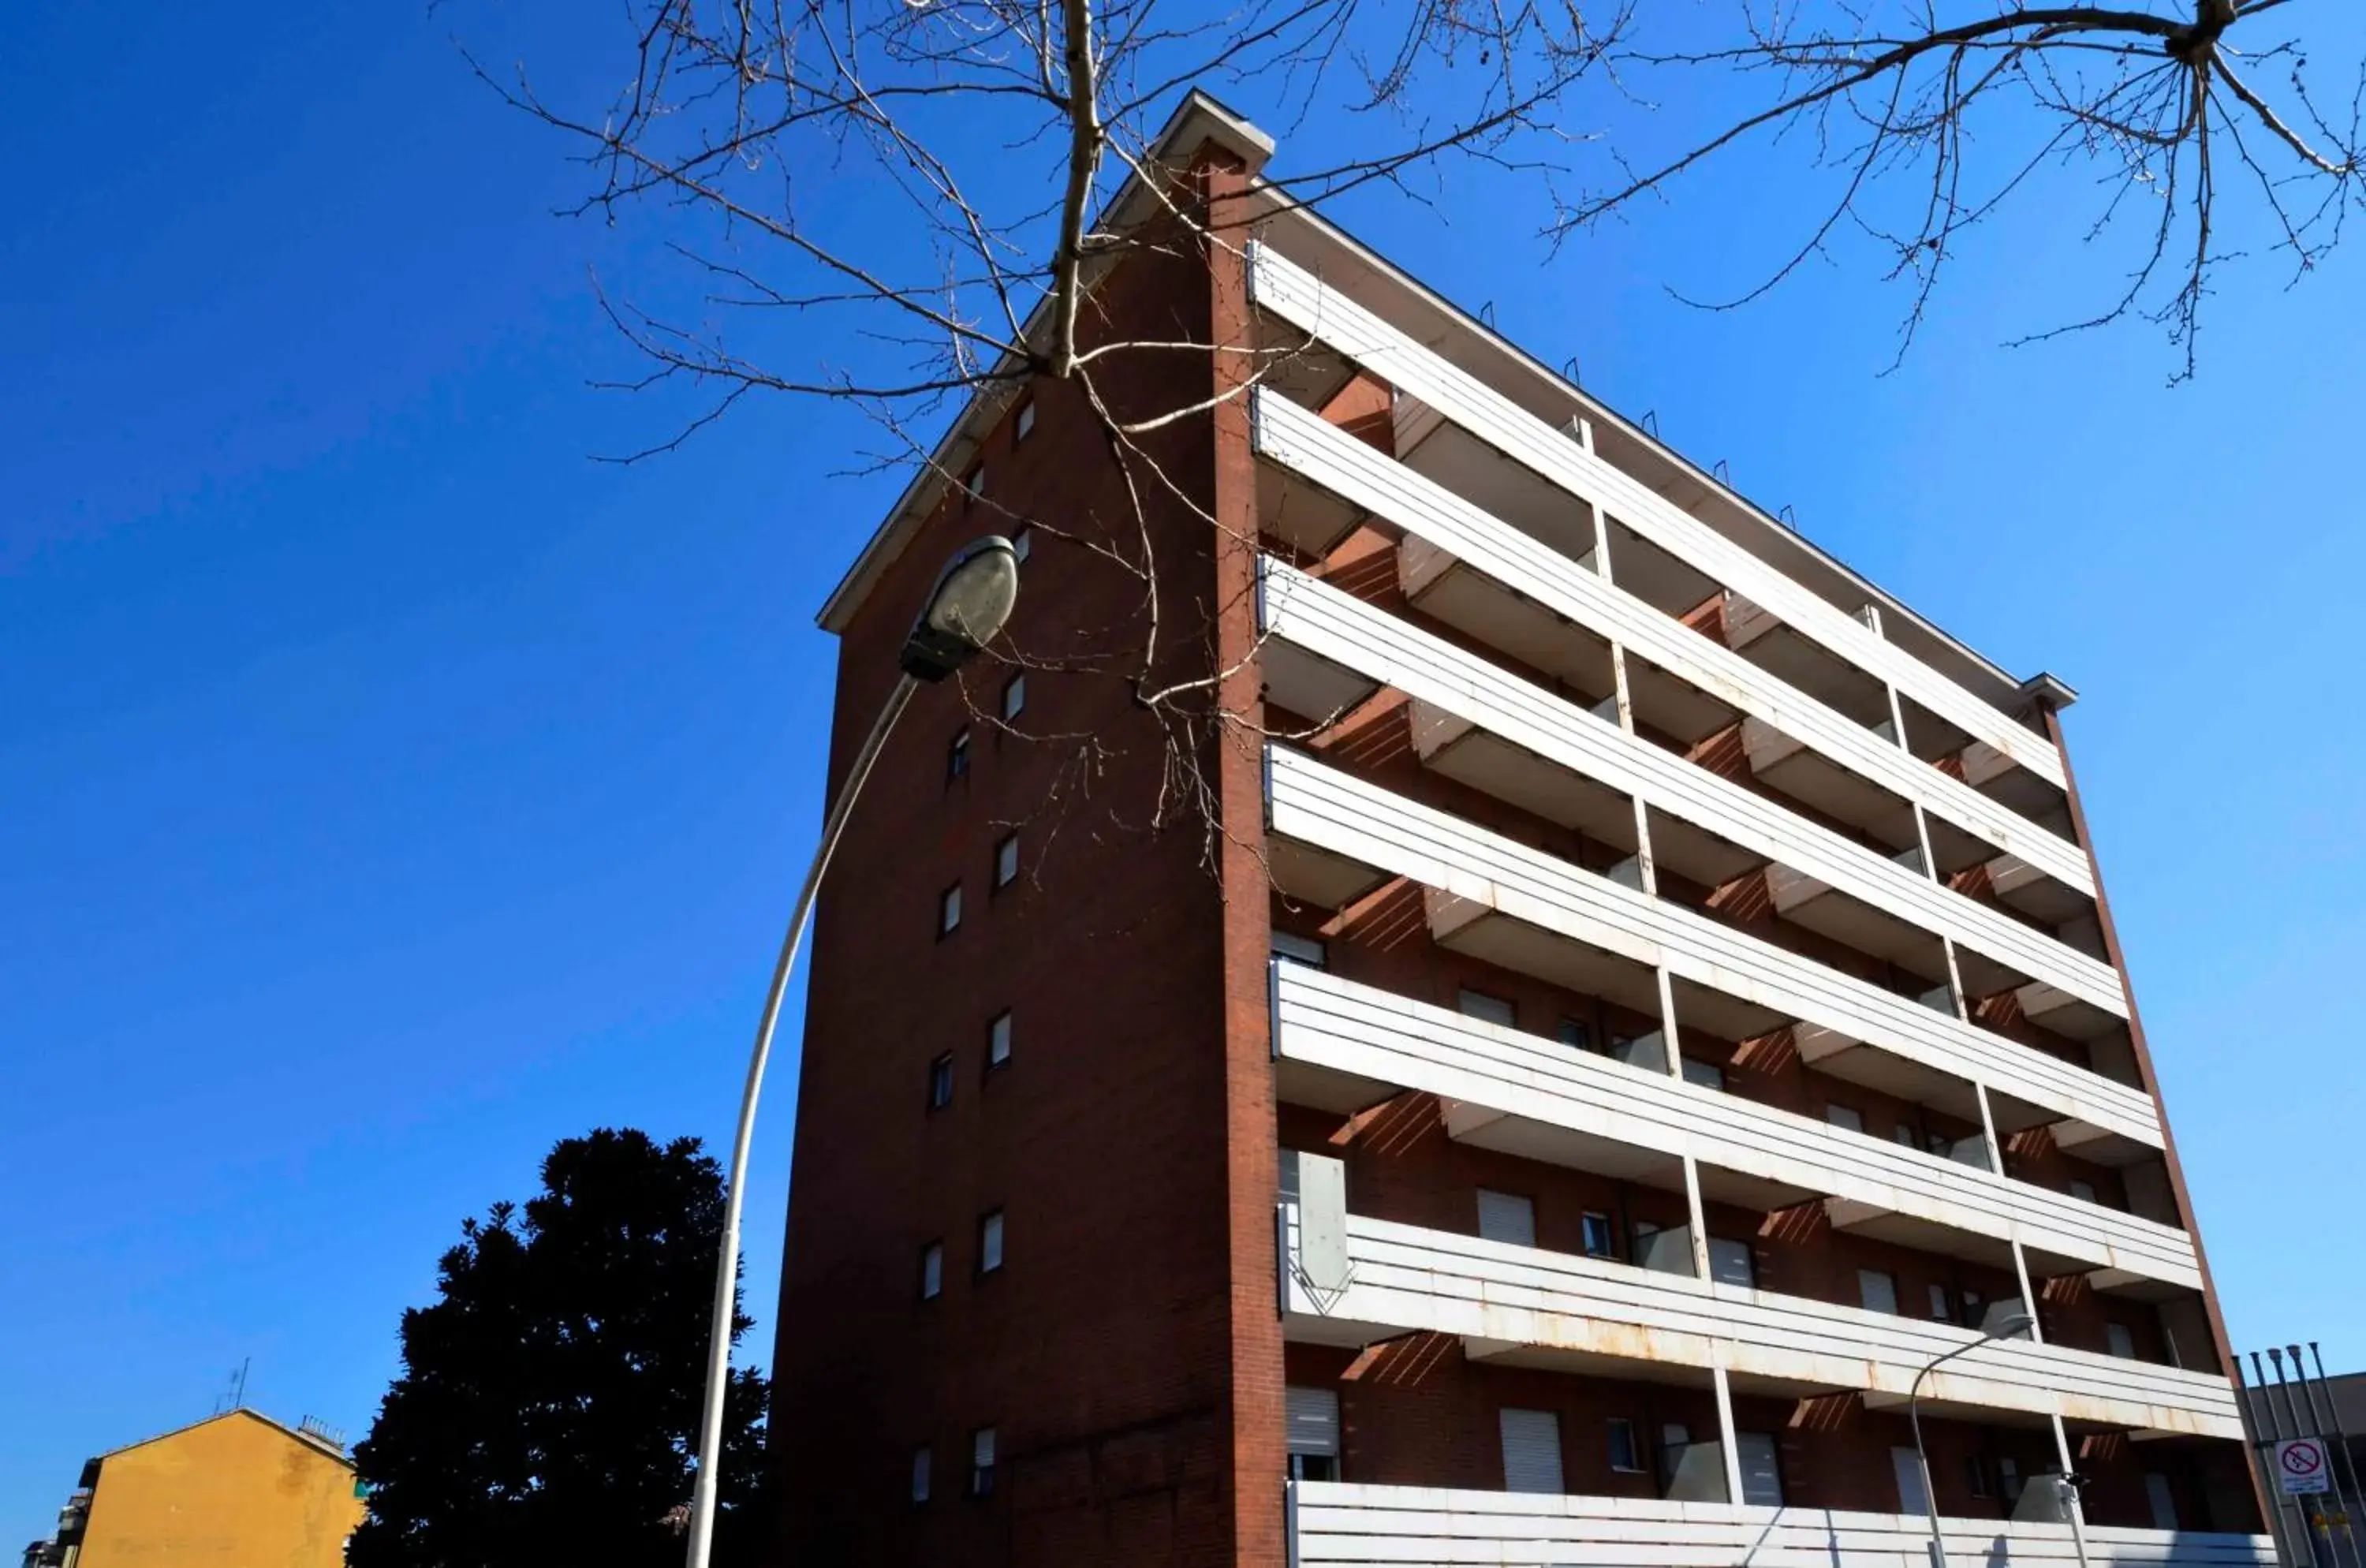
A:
[6,2,2360,1543]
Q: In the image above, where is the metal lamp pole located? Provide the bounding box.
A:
[1911,1306,2036,1568]
[681,537,1021,1568]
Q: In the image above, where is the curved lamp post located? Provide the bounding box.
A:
[682,536,1021,1568]
[1909,1303,2035,1568]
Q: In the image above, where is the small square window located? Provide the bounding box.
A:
[2106,1323,2136,1359]
[1607,1417,1643,1473]
[947,727,971,782]
[987,1010,1013,1070]
[1579,1211,1618,1260]
[1960,1290,1986,1330]
[1857,1268,1899,1315]
[1011,525,1032,562]
[1891,1122,1920,1148]
[912,1446,933,1503]
[1476,1189,1535,1248]
[1555,1017,1589,1051]
[1707,1237,1756,1289]
[970,1428,996,1497]
[920,1241,943,1301]
[1014,400,1036,442]
[927,1053,954,1111]
[1966,1454,1991,1498]
[1927,1282,1951,1320]
[939,883,963,935]
[2069,1179,2097,1204]
[1681,1057,1726,1092]
[964,465,986,500]
[978,1209,1005,1274]
[1825,1103,1864,1133]
[1001,673,1026,721]
[1457,988,1514,1028]
[1271,932,1327,969]
[994,834,1019,888]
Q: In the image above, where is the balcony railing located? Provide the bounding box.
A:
[1279,1203,2243,1439]
[1246,239,2067,794]
[1272,962,2202,1294]
[1290,1481,2275,1566]
[1247,385,2095,899]
[1263,742,2164,1155]
[1257,557,2123,1017]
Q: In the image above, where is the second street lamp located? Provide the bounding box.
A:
[681,536,1021,1568]
[1909,1304,2036,1568]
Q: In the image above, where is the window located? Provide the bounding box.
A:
[1476,1189,1536,1248]
[1967,1454,1993,1498]
[1858,1269,1900,1315]
[1001,673,1026,721]
[1824,1103,1864,1133]
[1928,1282,1952,1320]
[1498,1409,1563,1494]
[1011,525,1032,561]
[987,1010,1013,1071]
[2069,1178,2097,1204]
[1579,1211,1618,1260]
[1015,399,1037,442]
[1891,1122,1920,1148]
[1926,1131,1953,1155]
[1737,1433,1785,1506]
[994,833,1019,888]
[1607,1417,1643,1473]
[947,726,971,781]
[939,883,962,935]
[1707,1237,1756,1289]
[1892,1447,1931,1513]
[2106,1323,2136,1359]
[1457,987,1514,1027]
[1960,1290,1986,1331]
[978,1210,1005,1274]
[1555,1017,1590,1051]
[2144,1473,2179,1529]
[969,1428,996,1496]
[1271,931,1327,969]
[927,1053,954,1110]
[1998,1456,2023,1502]
[964,464,986,500]
[1681,1056,1726,1092]
[920,1241,944,1301]
[912,1446,933,1503]
[1286,1386,1341,1483]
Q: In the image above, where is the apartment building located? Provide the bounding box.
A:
[767,91,2272,1565]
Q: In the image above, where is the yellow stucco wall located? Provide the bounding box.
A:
[77,1410,366,1568]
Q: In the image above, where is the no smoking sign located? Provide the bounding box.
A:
[2278,1437,2333,1495]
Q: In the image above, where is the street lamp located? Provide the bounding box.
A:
[681,536,1021,1568]
[1910,1304,2036,1568]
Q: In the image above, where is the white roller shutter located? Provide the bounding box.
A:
[1498,1408,1562,1494]
[1737,1432,1785,1505]
[1476,1189,1536,1248]
[1286,1386,1340,1458]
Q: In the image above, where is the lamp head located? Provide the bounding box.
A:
[1982,1305,2036,1342]
[900,536,1020,681]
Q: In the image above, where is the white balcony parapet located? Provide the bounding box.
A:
[1273,964,2201,1293]
[1281,1211,2242,1439]
[1246,241,2069,794]
[1263,744,2163,1152]
[1292,1482,2275,1566]
[1257,558,2125,1017]
[1248,387,2096,900]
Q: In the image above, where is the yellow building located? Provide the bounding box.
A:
[29,1409,366,1568]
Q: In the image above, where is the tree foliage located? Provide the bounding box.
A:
[350,1129,771,1568]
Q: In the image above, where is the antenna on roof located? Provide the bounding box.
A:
[1479,301,1497,329]
[1640,409,1659,439]
[1778,503,1798,531]
[1712,458,1732,486]
[215,1358,251,1415]
[1562,355,1581,387]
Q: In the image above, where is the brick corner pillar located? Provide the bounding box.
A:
[1199,140,1287,1564]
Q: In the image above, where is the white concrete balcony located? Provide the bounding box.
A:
[1263,742,2165,1158]
[1246,386,2096,902]
[1255,558,2125,1020]
[1291,1482,2275,1566]
[1246,241,2068,797]
[1279,1204,2243,1439]
[1271,964,2203,1295]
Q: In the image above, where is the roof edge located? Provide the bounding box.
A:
[815,90,1271,636]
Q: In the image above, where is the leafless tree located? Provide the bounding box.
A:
[475,0,2359,859]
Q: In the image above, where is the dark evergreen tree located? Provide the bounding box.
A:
[349,1129,771,1568]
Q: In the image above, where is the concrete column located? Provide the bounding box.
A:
[1682,1154,1712,1282]
[1711,1365,1748,1506]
